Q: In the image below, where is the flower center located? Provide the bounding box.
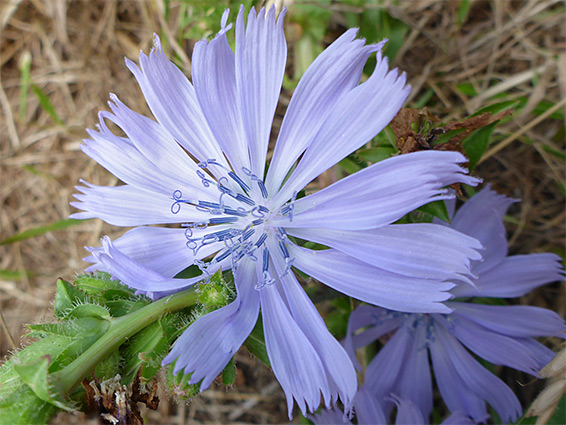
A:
[170,159,295,289]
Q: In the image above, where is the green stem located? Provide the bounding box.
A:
[51,287,198,396]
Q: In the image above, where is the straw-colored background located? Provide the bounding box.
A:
[1,0,564,423]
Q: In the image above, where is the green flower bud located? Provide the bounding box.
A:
[197,270,234,312]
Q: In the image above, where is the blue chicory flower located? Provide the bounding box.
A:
[71,6,483,417]
[311,390,476,425]
[344,185,565,423]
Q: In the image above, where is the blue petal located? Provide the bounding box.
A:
[344,306,395,370]
[125,35,228,172]
[441,411,477,425]
[428,329,490,422]
[235,6,286,178]
[104,95,211,193]
[447,311,555,375]
[87,236,205,298]
[451,184,516,275]
[450,303,566,339]
[395,320,433,419]
[84,226,223,278]
[289,243,454,313]
[391,395,426,425]
[272,53,411,207]
[349,312,402,365]
[266,30,383,194]
[432,322,522,423]
[162,259,259,389]
[273,151,480,229]
[310,408,351,425]
[451,253,565,298]
[70,181,212,226]
[356,318,432,420]
[259,282,329,418]
[287,223,481,285]
[192,14,250,173]
[267,238,357,411]
[363,324,413,412]
[80,111,209,200]
[354,386,387,425]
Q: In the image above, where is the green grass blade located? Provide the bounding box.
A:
[31,84,64,126]
[0,269,32,280]
[18,51,32,121]
[0,219,87,245]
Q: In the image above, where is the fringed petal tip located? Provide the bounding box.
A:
[376,38,388,50]
[152,33,162,51]
[210,9,233,39]
[463,174,483,187]
[237,3,285,22]
[220,8,230,29]
[481,182,521,205]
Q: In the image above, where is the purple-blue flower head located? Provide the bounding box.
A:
[311,391,476,425]
[71,6,483,417]
[345,186,565,423]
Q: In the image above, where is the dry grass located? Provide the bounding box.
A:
[1,0,564,423]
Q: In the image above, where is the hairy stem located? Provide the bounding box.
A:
[51,287,197,396]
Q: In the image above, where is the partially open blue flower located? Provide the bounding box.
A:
[71,6,483,417]
[345,186,565,423]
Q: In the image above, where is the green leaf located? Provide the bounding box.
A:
[541,144,566,161]
[471,297,508,306]
[65,303,111,321]
[463,122,497,169]
[291,2,332,41]
[457,0,471,25]
[345,6,409,62]
[221,357,236,386]
[31,84,64,125]
[74,272,131,295]
[121,314,184,385]
[326,297,353,339]
[0,384,57,425]
[357,147,396,163]
[102,288,137,301]
[244,316,270,367]
[434,128,467,145]
[532,99,564,121]
[0,219,86,245]
[174,264,202,279]
[417,200,450,222]
[413,88,435,108]
[384,17,410,61]
[338,157,362,174]
[471,100,519,117]
[456,82,478,96]
[47,318,111,371]
[13,356,73,411]
[548,393,566,425]
[27,323,78,338]
[1,333,77,385]
[53,279,93,318]
[122,321,165,385]
[104,299,144,318]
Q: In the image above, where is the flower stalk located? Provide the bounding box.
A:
[50,286,198,397]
